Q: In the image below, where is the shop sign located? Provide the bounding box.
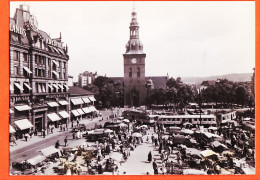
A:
[9,23,26,36]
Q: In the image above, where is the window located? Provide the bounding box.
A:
[64,73,66,79]
[14,65,19,75]
[129,68,132,77]
[42,69,45,77]
[137,67,140,77]
[35,55,38,64]
[13,50,19,61]
[23,53,28,62]
[48,58,51,66]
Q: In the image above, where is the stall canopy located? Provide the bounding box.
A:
[47,102,59,107]
[40,146,60,157]
[200,149,218,158]
[71,110,80,117]
[27,155,46,166]
[82,107,91,114]
[59,100,69,105]
[9,125,16,133]
[14,119,33,130]
[88,96,96,102]
[23,66,32,74]
[211,141,228,149]
[59,111,70,118]
[88,106,97,112]
[77,109,85,115]
[15,105,31,111]
[47,113,61,121]
[82,97,91,103]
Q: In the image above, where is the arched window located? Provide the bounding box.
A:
[129,68,132,77]
[137,67,140,77]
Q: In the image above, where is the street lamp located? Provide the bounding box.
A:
[196,86,202,126]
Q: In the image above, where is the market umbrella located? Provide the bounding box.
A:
[104,129,113,133]
[122,119,130,123]
[208,127,218,131]
[140,125,148,129]
[132,132,142,137]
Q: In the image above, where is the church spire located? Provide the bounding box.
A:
[129,6,139,39]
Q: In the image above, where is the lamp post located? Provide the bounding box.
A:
[196,86,202,126]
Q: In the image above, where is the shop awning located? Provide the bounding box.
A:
[40,146,60,157]
[14,83,24,91]
[14,119,33,130]
[71,98,84,105]
[59,100,69,105]
[52,71,59,78]
[47,102,59,107]
[88,96,96,102]
[77,109,85,115]
[64,84,69,90]
[47,113,61,121]
[82,97,91,103]
[48,84,53,90]
[10,84,14,91]
[82,107,91,114]
[27,155,46,166]
[89,106,97,112]
[10,109,14,114]
[52,84,59,90]
[23,66,32,74]
[24,82,32,90]
[9,125,16,133]
[58,84,63,90]
[52,60,59,67]
[71,110,80,117]
[59,111,70,118]
[15,105,32,111]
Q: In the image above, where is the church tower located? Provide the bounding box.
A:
[123,8,146,107]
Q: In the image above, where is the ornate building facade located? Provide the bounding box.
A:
[9,5,70,137]
[123,10,146,107]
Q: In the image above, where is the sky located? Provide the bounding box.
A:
[10,1,255,81]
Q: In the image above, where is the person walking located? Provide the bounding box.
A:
[72,132,75,140]
[55,140,60,149]
[24,133,29,142]
[153,161,158,175]
[148,151,152,163]
[64,136,68,147]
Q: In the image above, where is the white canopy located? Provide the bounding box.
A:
[59,111,70,118]
[82,97,91,103]
[14,119,33,130]
[47,102,59,107]
[82,107,91,114]
[40,146,60,157]
[77,109,85,115]
[15,105,31,111]
[27,155,46,166]
[88,96,96,102]
[9,125,16,133]
[59,100,69,105]
[71,110,80,117]
[47,113,61,121]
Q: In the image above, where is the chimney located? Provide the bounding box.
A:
[20,4,30,22]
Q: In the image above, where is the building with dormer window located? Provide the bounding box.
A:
[9,4,70,138]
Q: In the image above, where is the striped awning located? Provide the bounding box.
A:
[52,84,59,90]
[82,97,91,103]
[15,119,33,130]
[47,113,61,121]
[77,109,85,115]
[9,125,16,133]
[47,102,59,107]
[15,105,31,111]
[52,71,59,78]
[59,100,69,105]
[71,110,80,117]
[59,111,70,118]
[71,98,84,105]
[52,60,59,67]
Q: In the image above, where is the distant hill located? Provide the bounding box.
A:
[181,73,252,84]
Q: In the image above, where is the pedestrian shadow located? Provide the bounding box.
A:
[140,161,150,164]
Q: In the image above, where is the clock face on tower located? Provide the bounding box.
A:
[131,58,137,64]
